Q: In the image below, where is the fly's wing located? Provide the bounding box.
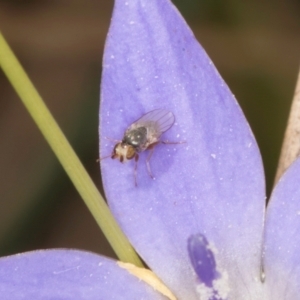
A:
[128,109,175,138]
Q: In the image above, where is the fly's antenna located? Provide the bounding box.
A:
[96,154,112,163]
[104,136,120,143]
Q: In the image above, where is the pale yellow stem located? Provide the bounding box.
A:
[275,68,300,185]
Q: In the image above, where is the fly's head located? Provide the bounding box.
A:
[112,142,136,163]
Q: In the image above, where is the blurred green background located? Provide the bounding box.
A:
[0,0,299,259]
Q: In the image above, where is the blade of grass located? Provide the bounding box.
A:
[0,31,143,267]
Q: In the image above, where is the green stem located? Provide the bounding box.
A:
[0,31,143,267]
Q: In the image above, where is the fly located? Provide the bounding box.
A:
[106,109,178,185]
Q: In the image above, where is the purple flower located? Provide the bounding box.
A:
[1,0,300,299]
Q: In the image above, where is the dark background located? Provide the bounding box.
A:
[0,0,299,259]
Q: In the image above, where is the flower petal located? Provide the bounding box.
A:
[0,249,167,299]
[263,158,300,298]
[100,0,265,298]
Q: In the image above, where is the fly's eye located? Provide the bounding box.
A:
[126,146,136,160]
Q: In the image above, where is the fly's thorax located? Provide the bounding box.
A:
[112,142,136,162]
[123,127,147,149]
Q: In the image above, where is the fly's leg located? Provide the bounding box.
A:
[134,153,139,187]
[161,140,186,145]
